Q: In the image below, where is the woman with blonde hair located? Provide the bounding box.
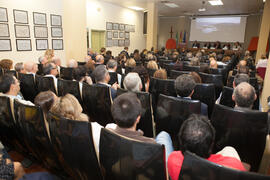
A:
[153,69,167,80]
[44,49,54,62]
[125,58,136,68]
[51,93,88,122]
[147,60,158,70]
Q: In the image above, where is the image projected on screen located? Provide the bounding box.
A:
[190,16,247,42]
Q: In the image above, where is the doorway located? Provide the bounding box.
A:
[91,30,105,53]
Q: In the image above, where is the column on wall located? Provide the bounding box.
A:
[63,0,87,63]
[255,0,270,63]
[146,2,158,50]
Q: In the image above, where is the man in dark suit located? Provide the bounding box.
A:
[175,74,208,116]
[92,65,119,100]
[120,47,130,59]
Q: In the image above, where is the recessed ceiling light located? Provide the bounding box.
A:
[128,6,144,11]
[208,0,223,6]
[164,3,179,8]
[263,0,266,2]
[198,8,206,12]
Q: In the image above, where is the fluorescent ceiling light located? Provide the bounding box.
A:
[208,0,223,6]
[164,3,179,8]
[198,8,206,12]
[263,0,265,2]
[129,6,144,11]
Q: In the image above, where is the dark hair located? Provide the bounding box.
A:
[132,66,149,83]
[92,65,108,82]
[34,91,56,113]
[111,92,142,128]
[234,73,249,87]
[178,114,215,158]
[43,63,54,75]
[233,82,256,108]
[175,74,196,97]
[199,64,210,74]
[107,59,117,69]
[238,65,249,75]
[133,49,139,54]
[0,74,15,93]
[0,59,13,70]
[73,65,87,82]
[190,72,202,83]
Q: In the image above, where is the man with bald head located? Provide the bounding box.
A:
[232,82,257,110]
[24,61,38,75]
[67,59,78,68]
[95,54,105,66]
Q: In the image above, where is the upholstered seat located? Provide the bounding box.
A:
[4,70,17,78]
[210,104,268,171]
[199,72,223,99]
[117,88,155,137]
[183,65,200,72]
[108,72,118,85]
[36,76,57,95]
[18,73,38,103]
[100,128,167,180]
[170,70,190,79]
[179,151,270,180]
[48,113,103,180]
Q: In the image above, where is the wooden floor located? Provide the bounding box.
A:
[8,150,48,174]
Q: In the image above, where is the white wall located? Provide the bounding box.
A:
[0,0,65,65]
[86,0,146,57]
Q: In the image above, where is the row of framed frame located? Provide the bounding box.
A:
[0,7,62,26]
[106,22,135,32]
[0,39,63,51]
[0,23,62,38]
[107,39,130,47]
[107,31,129,39]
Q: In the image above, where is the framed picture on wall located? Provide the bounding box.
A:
[51,27,62,37]
[106,22,112,30]
[130,25,135,32]
[16,39,32,51]
[113,31,118,38]
[107,31,112,39]
[33,12,47,25]
[13,9,28,24]
[124,39,130,47]
[36,39,48,50]
[14,24,30,38]
[113,23,119,30]
[107,39,113,47]
[113,39,118,46]
[125,32,129,39]
[52,39,63,50]
[0,7,8,22]
[50,14,62,26]
[34,26,48,38]
[118,39,124,47]
[125,24,130,32]
[0,23,9,37]
[0,39,11,51]
[119,31,124,38]
[119,24,125,31]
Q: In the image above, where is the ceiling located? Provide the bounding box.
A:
[101,0,265,17]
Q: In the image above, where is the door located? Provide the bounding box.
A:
[91,30,105,53]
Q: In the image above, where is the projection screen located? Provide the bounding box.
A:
[189,16,247,42]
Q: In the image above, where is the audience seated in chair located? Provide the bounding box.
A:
[67,59,78,68]
[153,69,167,80]
[52,56,61,73]
[125,58,136,68]
[0,74,33,105]
[190,71,202,83]
[132,66,150,92]
[166,114,246,180]
[24,61,38,76]
[123,73,142,92]
[92,65,118,100]
[232,82,257,110]
[34,90,58,116]
[147,60,159,70]
[106,92,156,144]
[43,62,59,90]
[209,57,218,69]
[14,62,25,74]
[175,74,208,116]
[73,65,93,93]
[107,59,122,85]
[51,93,88,122]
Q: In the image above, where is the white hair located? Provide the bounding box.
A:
[123,73,142,92]
[67,59,78,68]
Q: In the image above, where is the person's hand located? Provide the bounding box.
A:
[112,83,120,90]
[85,76,93,85]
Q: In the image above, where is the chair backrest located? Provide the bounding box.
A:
[219,86,235,108]
[117,88,154,137]
[60,67,73,80]
[158,60,173,68]
[48,113,103,180]
[108,72,118,85]
[36,76,57,95]
[57,79,83,106]
[227,76,258,90]
[37,64,43,75]
[209,67,228,85]
[78,62,86,66]
[183,65,200,72]
[210,104,268,171]
[18,73,37,103]
[192,83,216,117]
[100,128,167,180]
[179,151,270,180]
[147,68,156,77]
[199,72,223,99]
[125,66,133,75]
[156,94,201,141]
[13,100,64,174]
[162,63,174,77]
[82,83,113,126]
[233,69,256,77]
[170,70,190,79]
[4,70,17,77]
